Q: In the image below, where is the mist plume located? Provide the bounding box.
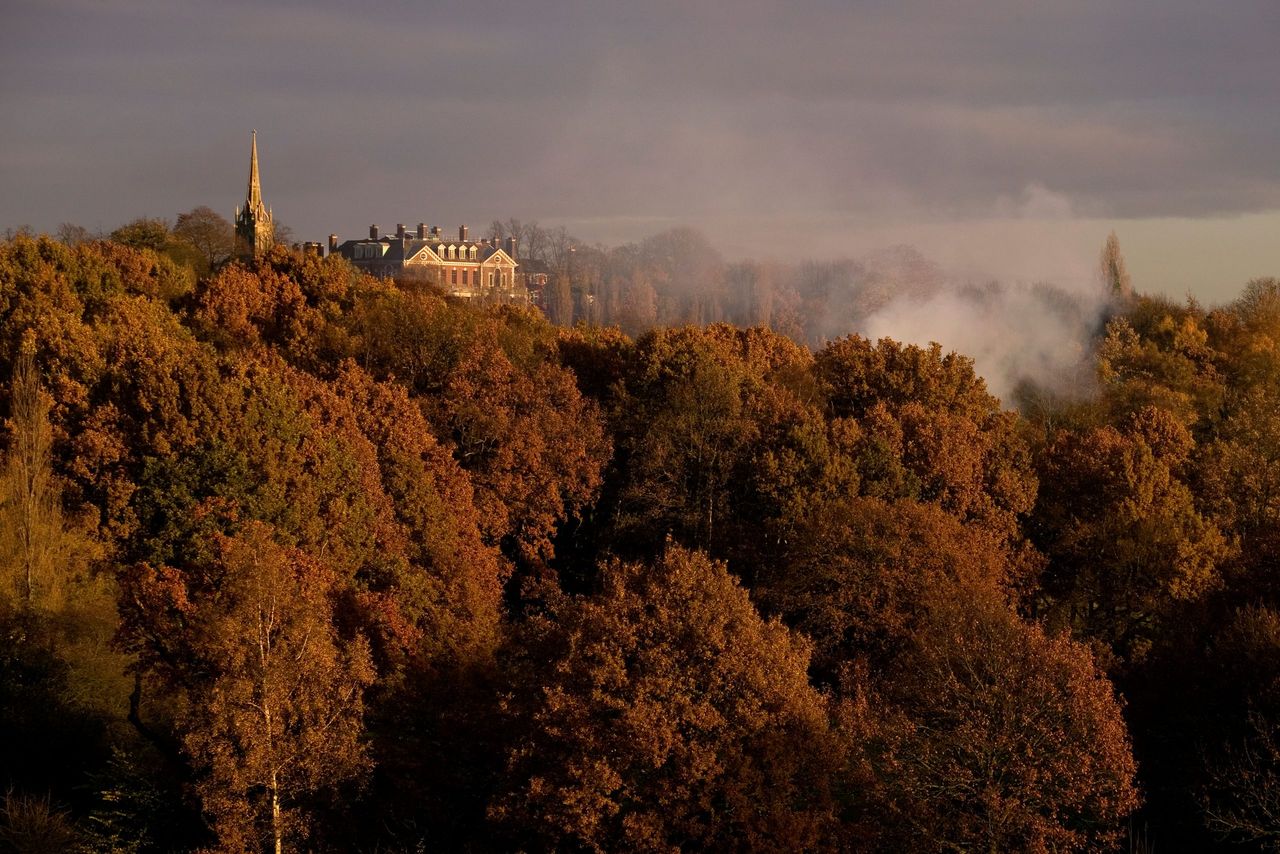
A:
[854,270,1113,406]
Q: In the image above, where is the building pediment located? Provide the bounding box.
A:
[481,249,517,268]
[407,244,440,265]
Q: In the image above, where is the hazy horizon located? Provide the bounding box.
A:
[3,0,1278,306]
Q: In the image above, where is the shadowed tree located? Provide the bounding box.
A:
[604,324,841,576]
[757,496,1014,683]
[1034,406,1230,663]
[490,545,841,852]
[55,223,94,247]
[118,523,374,854]
[1188,607,1280,851]
[859,589,1140,852]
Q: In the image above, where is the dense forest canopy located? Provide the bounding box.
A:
[1,226,1278,852]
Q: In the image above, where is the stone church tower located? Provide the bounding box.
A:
[234,130,274,261]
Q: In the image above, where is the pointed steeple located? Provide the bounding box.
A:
[235,130,274,261]
[247,129,263,212]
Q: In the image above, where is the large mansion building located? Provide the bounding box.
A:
[330,224,524,303]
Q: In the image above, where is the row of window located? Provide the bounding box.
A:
[439,244,478,260]
[353,243,482,262]
[448,269,507,288]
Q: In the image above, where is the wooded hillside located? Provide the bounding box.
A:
[2,234,1277,851]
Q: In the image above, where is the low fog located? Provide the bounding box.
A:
[856,273,1111,406]
[798,238,1114,406]
[500,215,1121,411]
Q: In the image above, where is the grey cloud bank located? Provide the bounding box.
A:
[2,0,1278,304]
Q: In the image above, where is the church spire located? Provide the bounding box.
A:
[235,130,274,261]
[247,129,263,212]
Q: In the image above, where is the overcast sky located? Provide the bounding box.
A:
[3,0,1278,302]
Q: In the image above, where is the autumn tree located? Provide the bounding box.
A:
[813,335,1040,583]
[189,244,377,372]
[118,523,374,853]
[110,219,171,254]
[75,239,195,306]
[490,545,840,851]
[72,256,503,847]
[599,324,848,581]
[1034,406,1230,662]
[109,217,204,274]
[191,262,310,352]
[555,323,636,405]
[1199,606,1280,848]
[1195,386,1280,594]
[611,327,763,552]
[815,335,1003,427]
[330,363,502,665]
[64,294,227,548]
[72,269,498,672]
[1190,280,1280,598]
[1100,231,1133,299]
[354,290,609,568]
[0,236,106,453]
[754,491,1138,849]
[1097,299,1225,429]
[0,248,142,834]
[1,333,58,605]
[324,364,506,846]
[858,589,1140,852]
[757,496,1014,682]
[173,206,235,272]
[0,330,121,723]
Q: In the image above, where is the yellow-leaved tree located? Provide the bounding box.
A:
[118,523,374,853]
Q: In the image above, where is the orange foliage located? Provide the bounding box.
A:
[816,336,1037,548]
[491,546,841,851]
[119,523,374,852]
[759,496,1014,679]
[330,362,502,666]
[356,290,610,567]
[1035,407,1230,660]
[860,590,1140,852]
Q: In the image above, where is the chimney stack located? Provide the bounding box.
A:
[459,224,469,242]
[431,225,440,238]
[505,236,518,258]
[417,222,427,239]
[328,234,339,252]
[369,224,380,240]
[396,223,406,239]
